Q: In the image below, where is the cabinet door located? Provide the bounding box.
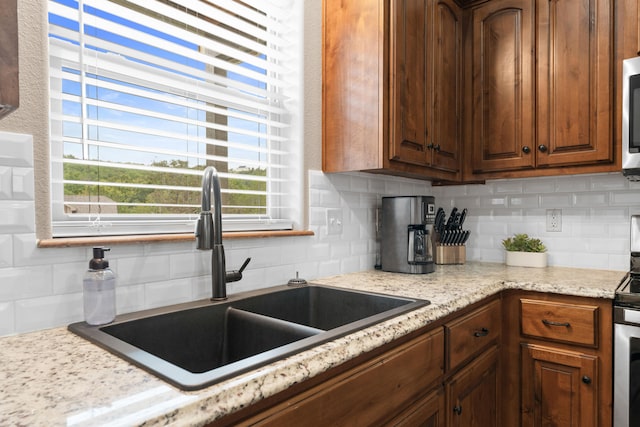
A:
[470,0,535,173]
[391,387,445,427]
[446,345,500,427]
[521,343,597,427]
[429,0,462,174]
[390,0,430,166]
[536,0,612,167]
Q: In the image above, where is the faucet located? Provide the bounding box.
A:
[196,166,250,300]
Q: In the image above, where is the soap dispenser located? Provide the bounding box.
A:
[83,247,116,325]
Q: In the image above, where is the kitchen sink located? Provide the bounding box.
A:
[68,284,429,390]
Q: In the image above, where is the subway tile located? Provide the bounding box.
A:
[556,176,589,192]
[52,260,85,295]
[523,177,556,194]
[308,170,331,189]
[13,234,86,266]
[610,191,640,206]
[495,181,524,194]
[15,293,83,334]
[326,173,351,191]
[0,302,14,336]
[466,183,494,196]
[539,194,572,208]
[0,266,53,301]
[573,192,608,207]
[508,195,539,208]
[589,173,628,191]
[117,255,171,286]
[117,284,145,314]
[0,234,12,268]
[0,132,33,167]
[0,201,35,233]
[0,167,11,199]
[170,251,209,280]
[144,279,192,309]
[11,168,34,200]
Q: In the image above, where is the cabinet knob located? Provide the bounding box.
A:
[582,375,592,385]
[453,405,462,415]
[538,144,548,153]
[433,144,441,152]
[522,146,531,154]
[473,327,489,337]
[427,143,434,149]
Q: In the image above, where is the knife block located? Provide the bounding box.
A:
[435,245,466,265]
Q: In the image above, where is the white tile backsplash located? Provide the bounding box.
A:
[432,172,637,271]
[0,130,636,337]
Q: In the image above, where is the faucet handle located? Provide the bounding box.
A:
[225,257,251,283]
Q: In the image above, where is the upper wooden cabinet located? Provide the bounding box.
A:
[0,0,19,120]
[390,0,463,176]
[323,0,462,181]
[465,0,615,179]
[467,0,536,174]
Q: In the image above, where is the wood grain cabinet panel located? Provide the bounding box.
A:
[238,328,445,427]
[468,0,535,174]
[446,298,501,371]
[465,0,616,180]
[390,387,446,427]
[536,0,612,168]
[520,298,598,347]
[323,0,462,181]
[521,343,597,427]
[446,345,500,427]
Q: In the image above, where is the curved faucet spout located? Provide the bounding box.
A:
[195,166,251,301]
[196,166,226,300]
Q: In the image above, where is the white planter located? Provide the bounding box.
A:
[505,251,547,268]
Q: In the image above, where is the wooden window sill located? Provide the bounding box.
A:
[37,230,315,248]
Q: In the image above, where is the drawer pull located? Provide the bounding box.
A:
[582,375,592,385]
[473,327,489,337]
[453,405,462,415]
[541,319,571,327]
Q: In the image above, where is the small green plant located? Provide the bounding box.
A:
[502,233,546,253]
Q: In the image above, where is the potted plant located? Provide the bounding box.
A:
[502,233,548,268]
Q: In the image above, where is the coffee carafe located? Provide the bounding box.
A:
[380,196,436,274]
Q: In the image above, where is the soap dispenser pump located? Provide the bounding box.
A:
[83,247,116,325]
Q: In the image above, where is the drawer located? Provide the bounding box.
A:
[446,299,501,371]
[520,298,598,347]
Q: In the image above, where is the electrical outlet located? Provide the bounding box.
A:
[546,209,562,232]
[326,208,343,235]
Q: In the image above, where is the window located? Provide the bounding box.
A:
[47,0,302,237]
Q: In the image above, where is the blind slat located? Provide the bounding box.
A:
[48,0,300,236]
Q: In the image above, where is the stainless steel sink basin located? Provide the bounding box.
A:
[68,284,429,390]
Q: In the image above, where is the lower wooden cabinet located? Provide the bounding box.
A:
[521,343,597,427]
[232,327,445,426]
[390,387,446,427]
[501,290,612,427]
[446,345,500,427]
[211,292,611,426]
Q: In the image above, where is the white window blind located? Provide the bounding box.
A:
[48,0,302,237]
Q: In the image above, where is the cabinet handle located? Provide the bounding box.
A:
[473,327,489,337]
[541,319,571,327]
[582,375,592,384]
[427,143,434,149]
[453,405,462,415]
[522,146,531,154]
[433,144,441,152]
[401,139,425,152]
[538,144,548,152]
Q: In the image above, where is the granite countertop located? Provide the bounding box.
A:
[0,262,624,426]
